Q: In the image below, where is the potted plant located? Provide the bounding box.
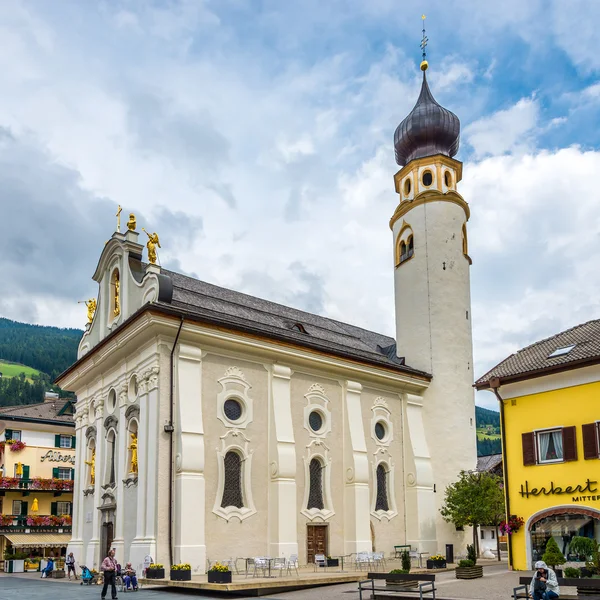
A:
[170,563,192,581]
[455,559,483,579]
[542,537,566,575]
[326,556,339,568]
[387,553,416,589]
[145,563,165,579]
[564,568,581,579]
[570,537,597,562]
[426,554,446,569]
[208,562,232,584]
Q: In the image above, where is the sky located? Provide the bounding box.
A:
[1,1,600,410]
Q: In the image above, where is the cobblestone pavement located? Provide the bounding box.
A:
[0,563,523,600]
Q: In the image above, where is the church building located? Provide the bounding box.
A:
[56,55,477,572]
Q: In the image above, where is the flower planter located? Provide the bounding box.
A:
[455,565,483,579]
[170,569,191,581]
[426,560,446,570]
[208,571,232,584]
[145,568,165,579]
[326,559,339,568]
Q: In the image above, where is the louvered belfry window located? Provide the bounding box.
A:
[375,464,390,511]
[221,451,244,508]
[307,458,324,510]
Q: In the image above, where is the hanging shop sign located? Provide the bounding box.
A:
[40,450,76,465]
[519,479,599,502]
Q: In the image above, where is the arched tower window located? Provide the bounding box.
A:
[221,451,244,509]
[396,222,415,266]
[307,458,324,510]
[375,464,390,511]
[407,235,414,259]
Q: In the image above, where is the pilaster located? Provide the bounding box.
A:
[145,366,160,557]
[87,396,105,568]
[174,344,206,571]
[111,385,128,564]
[343,381,371,555]
[268,364,298,558]
[68,405,87,559]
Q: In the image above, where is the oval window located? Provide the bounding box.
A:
[404,178,411,196]
[224,398,243,421]
[308,410,324,432]
[422,171,433,186]
[375,421,387,441]
[444,171,452,187]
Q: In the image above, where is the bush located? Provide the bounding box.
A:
[467,544,477,565]
[542,537,566,569]
[401,551,411,573]
[570,537,597,560]
[458,559,475,568]
[564,567,581,578]
[389,569,409,574]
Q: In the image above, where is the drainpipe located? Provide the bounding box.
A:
[166,317,184,567]
[489,377,513,569]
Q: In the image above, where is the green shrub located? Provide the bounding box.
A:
[466,544,477,565]
[401,551,411,573]
[389,569,409,574]
[570,537,597,560]
[542,537,566,570]
[458,559,475,568]
[564,567,581,578]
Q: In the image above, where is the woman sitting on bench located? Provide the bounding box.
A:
[530,561,560,600]
[41,557,54,578]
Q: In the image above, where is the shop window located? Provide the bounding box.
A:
[582,422,600,459]
[307,458,324,510]
[522,426,577,466]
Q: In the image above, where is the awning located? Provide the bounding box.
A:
[3,533,71,548]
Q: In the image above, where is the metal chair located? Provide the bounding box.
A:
[287,554,299,576]
[253,557,269,578]
[314,554,327,571]
[355,552,371,570]
[270,557,287,577]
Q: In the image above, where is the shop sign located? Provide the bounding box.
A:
[519,479,599,503]
[40,450,75,465]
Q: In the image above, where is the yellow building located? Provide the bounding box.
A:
[477,320,600,570]
[0,394,75,564]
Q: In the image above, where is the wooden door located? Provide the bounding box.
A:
[307,525,328,564]
[102,522,114,559]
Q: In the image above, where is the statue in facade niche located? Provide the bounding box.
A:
[142,229,160,265]
[113,273,121,317]
[85,448,96,485]
[128,433,138,474]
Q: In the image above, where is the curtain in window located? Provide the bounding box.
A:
[539,432,551,461]
[552,430,563,460]
[221,451,244,508]
[307,458,324,510]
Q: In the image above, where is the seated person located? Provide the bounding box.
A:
[530,561,560,600]
[123,562,138,591]
[41,557,54,578]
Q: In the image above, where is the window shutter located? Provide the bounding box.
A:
[52,467,59,479]
[23,465,30,480]
[5,429,13,440]
[21,501,28,516]
[55,434,61,448]
[522,432,536,466]
[71,435,76,449]
[70,468,75,480]
[582,423,599,460]
[51,502,58,516]
[562,426,578,461]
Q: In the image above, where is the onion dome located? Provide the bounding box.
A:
[393,70,460,167]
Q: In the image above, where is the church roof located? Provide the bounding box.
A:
[394,71,460,167]
[476,318,600,388]
[151,268,430,378]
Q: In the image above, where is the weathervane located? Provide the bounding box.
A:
[420,14,429,72]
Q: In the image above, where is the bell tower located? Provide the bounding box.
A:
[393,18,476,552]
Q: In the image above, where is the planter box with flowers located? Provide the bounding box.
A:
[208,562,232,584]
[455,560,483,579]
[145,564,165,579]
[170,563,192,581]
[426,555,447,570]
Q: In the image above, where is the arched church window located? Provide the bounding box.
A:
[407,235,414,259]
[400,241,407,263]
[221,451,244,509]
[307,458,324,510]
[106,430,117,487]
[375,463,389,511]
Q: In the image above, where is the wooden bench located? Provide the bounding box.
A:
[49,569,65,578]
[513,576,600,600]
[359,572,449,600]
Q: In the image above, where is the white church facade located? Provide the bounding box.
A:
[57,59,477,572]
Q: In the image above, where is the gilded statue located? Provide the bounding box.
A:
[113,273,121,317]
[128,432,138,474]
[85,299,97,323]
[142,229,161,265]
[127,213,137,231]
[85,448,96,486]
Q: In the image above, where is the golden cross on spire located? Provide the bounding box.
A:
[420,14,429,71]
[116,205,122,232]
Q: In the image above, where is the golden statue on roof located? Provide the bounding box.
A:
[142,229,161,265]
[127,213,137,231]
[81,298,97,323]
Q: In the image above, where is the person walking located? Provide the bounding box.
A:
[530,560,560,600]
[100,549,118,600]
[65,552,77,580]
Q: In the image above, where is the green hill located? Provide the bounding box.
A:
[475,405,502,457]
[0,360,42,380]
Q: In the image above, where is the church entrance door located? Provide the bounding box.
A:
[101,521,114,559]
[307,524,328,565]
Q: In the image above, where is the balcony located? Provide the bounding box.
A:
[0,514,72,533]
[0,477,74,495]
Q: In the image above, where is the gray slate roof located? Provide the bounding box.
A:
[156,268,429,378]
[0,400,74,426]
[476,319,600,387]
[476,453,503,474]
